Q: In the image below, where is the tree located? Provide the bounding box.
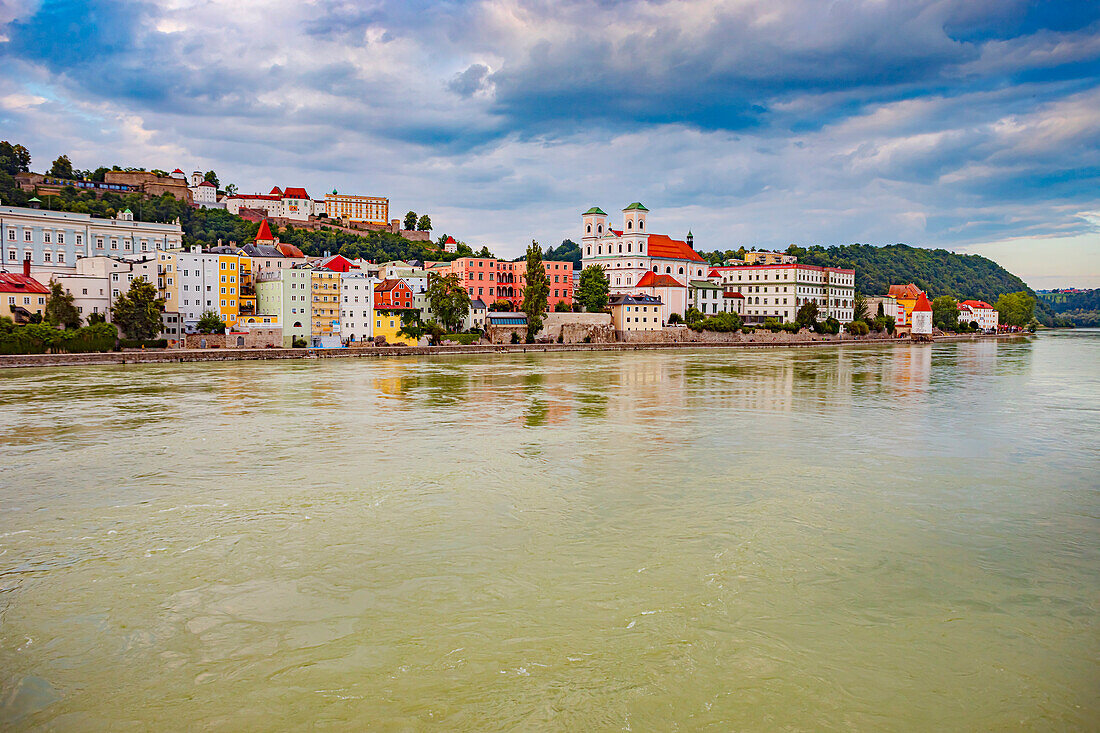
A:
[48,155,74,179]
[87,312,107,325]
[416,214,432,231]
[554,301,570,312]
[0,141,31,175]
[576,264,610,312]
[45,281,81,329]
[932,295,959,331]
[426,272,471,332]
[684,306,704,325]
[522,240,550,335]
[204,170,219,188]
[197,310,226,334]
[489,299,512,311]
[995,291,1035,327]
[111,277,163,340]
[397,310,428,342]
[475,245,493,258]
[224,183,237,196]
[403,211,418,230]
[853,292,870,323]
[796,302,819,329]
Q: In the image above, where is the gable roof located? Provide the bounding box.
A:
[375,278,409,293]
[646,234,705,262]
[888,283,924,300]
[913,292,933,312]
[623,202,649,211]
[689,279,721,289]
[470,298,487,309]
[283,187,310,199]
[276,242,305,258]
[636,271,684,288]
[0,273,50,294]
[960,299,994,309]
[198,180,216,187]
[610,293,662,306]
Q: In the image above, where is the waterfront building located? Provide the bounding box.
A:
[0,261,49,323]
[339,272,376,344]
[0,204,183,278]
[255,267,312,346]
[373,307,417,345]
[375,278,414,309]
[323,191,389,224]
[708,262,855,323]
[887,283,925,329]
[433,256,574,310]
[689,279,746,316]
[911,291,933,335]
[225,187,322,221]
[53,254,158,324]
[865,295,905,328]
[464,298,488,331]
[958,300,999,331]
[744,250,797,265]
[610,293,664,332]
[580,204,708,317]
[632,272,685,323]
[157,246,249,331]
[310,266,342,347]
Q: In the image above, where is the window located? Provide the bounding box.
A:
[44,232,51,243]
[44,252,51,262]
[24,230,31,242]
[5,229,12,241]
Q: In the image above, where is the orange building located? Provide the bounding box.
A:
[433,256,573,309]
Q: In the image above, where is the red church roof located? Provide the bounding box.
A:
[913,292,933,312]
[636,271,684,288]
[960,299,994,309]
[255,219,274,242]
[198,180,215,187]
[888,283,924,300]
[646,234,705,262]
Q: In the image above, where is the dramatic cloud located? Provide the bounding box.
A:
[1,0,1098,284]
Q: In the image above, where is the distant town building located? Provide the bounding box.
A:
[323,191,389,224]
[432,256,574,310]
[0,261,49,323]
[887,283,926,331]
[689,279,744,316]
[225,186,323,221]
[255,267,312,347]
[864,295,905,328]
[53,254,158,327]
[188,171,221,208]
[743,250,796,265]
[443,236,458,254]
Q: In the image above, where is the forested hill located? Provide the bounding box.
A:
[785,243,1030,302]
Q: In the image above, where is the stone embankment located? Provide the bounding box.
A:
[0,333,1024,369]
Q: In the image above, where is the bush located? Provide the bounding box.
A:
[554,301,571,313]
[443,332,479,345]
[571,303,583,313]
[764,317,781,332]
[847,320,870,336]
[781,322,801,334]
[0,320,117,355]
[510,331,521,344]
[741,327,755,334]
[293,337,308,348]
[668,312,683,325]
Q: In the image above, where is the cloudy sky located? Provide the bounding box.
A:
[2,0,1098,287]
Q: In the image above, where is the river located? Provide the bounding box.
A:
[1,332,1097,730]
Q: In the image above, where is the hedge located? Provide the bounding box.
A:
[0,322,118,355]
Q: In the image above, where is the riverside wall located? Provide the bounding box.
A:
[0,333,1025,369]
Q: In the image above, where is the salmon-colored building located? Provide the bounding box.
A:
[375,278,414,309]
[433,256,574,309]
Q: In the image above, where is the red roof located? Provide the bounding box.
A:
[445,236,457,244]
[172,168,184,174]
[636,271,685,288]
[646,234,705,262]
[198,180,215,187]
[888,283,924,300]
[269,186,283,196]
[724,291,744,298]
[375,278,409,293]
[0,273,50,294]
[255,220,275,242]
[318,254,358,272]
[708,268,722,277]
[960,299,994,309]
[232,194,282,201]
[913,292,933,313]
[610,229,624,236]
[283,187,310,199]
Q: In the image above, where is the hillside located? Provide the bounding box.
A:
[1038,290,1100,327]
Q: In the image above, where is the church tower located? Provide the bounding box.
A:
[622,202,648,234]
[582,206,608,256]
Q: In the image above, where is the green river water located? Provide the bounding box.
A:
[1,333,1098,730]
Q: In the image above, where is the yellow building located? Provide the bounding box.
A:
[324,191,389,224]
[157,247,250,331]
[310,267,341,345]
[744,251,796,265]
[887,283,924,330]
[373,307,417,345]
[610,293,663,332]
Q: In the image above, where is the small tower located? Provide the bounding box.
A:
[119,208,134,222]
[686,231,694,250]
[191,171,203,187]
[622,202,648,233]
[911,292,933,335]
[582,206,608,241]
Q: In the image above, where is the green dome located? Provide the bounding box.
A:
[623,202,649,211]
[583,206,607,216]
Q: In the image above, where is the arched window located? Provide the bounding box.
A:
[597,246,602,255]
[653,266,658,272]
[627,221,632,230]
[627,243,632,253]
[618,244,623,253]
[665,266,671,274]
[678,267,684,275]
[293,321,302,328]
[586,224,591,233]
[236,336,245,347]
[586,246,591,256]
[639,221,644,230]
[597,224,603,234]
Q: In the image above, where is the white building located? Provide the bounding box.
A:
[464,297,487,331]
[958,300,999,331]
[912,292,933,335]
[708,262,856,324]
[580,203,709,317]
[225,187,323,221]
[0,204,183,279]
[339,272,376,344]
[188,171,221,208]
[689,279,743,316]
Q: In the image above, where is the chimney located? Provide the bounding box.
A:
[218,238,223,247]
[23,258,31,277]
[686,231,694,250]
